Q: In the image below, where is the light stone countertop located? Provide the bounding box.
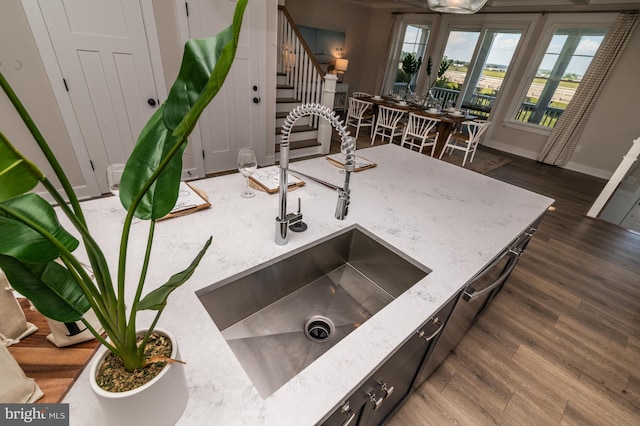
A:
[62,144,553,425]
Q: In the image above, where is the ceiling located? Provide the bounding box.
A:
[345,0,640,12]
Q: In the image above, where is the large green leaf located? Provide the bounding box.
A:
[119,106,186,220]
[119,0,247,220]
[0,131,42,201]
[0,255,89,322]
[137,237,212,311]
[172,0,247,137]
[0,194,79,263]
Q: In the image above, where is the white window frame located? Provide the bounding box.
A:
[503,13,617,134]
[430,13,537,114]
[381,14,438,95]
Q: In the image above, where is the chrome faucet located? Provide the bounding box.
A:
[276,103,356,245]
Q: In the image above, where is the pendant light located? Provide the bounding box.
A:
[427,0,488,14]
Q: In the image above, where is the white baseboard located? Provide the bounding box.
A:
[36,184,95,204]
[484,139,612,180]
[563,161,612,180]
[482,140,539,161]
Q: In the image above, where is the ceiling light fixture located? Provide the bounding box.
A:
[427,0,488,14]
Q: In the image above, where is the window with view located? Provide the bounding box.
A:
[514,28,606,128]
[392,24,430,96]
[431,28,522,119]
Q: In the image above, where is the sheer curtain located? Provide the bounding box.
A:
[379,15,404,95]
[538,11,640,166]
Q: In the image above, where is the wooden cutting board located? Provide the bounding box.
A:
[7,299,100,403]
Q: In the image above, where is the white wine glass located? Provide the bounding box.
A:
[237,148,257,198]
[106,163,140,223]
[106,164,125,196]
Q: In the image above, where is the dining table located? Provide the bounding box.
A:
[357,95,476,157]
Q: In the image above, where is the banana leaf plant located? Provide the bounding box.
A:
[0,0,247,372]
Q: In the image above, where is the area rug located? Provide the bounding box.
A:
[437,149,512,174]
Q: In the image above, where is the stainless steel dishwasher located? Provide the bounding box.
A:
[413,222,538,388]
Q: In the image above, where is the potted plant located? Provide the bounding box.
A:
[401,53,422,95]
[425,56,454,95]
[0,0,247,423]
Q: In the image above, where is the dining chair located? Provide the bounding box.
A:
[352,91,372,98]
[345,97,375,140]
[439,120,491,166]
[371,105,406,145]
[400,113,440,156]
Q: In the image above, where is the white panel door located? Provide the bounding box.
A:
[36,0,161,194]
[182,0,265,173]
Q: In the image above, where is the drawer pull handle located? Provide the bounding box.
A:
[368,392,384,410]
[418,319,444,342]
[340,402,356,426]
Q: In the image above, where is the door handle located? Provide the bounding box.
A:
[147,98,157,107]
[253,97,261,104]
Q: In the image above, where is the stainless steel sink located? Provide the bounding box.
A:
[196,224,430,398]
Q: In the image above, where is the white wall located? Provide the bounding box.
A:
[285,0,375,93]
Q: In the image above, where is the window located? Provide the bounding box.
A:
[389,24,430,95]
[434,28,522,118]
[459,30,522,116]
[514,28,606,128]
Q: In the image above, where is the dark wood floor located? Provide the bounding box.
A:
[386,147,640,425]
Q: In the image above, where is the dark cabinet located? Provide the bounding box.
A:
[321,298,456,426]
[320,330,427,426]
[415,224,538,386]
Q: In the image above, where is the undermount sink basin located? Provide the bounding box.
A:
[196,224,430,398]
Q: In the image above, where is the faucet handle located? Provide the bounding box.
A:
[289,198,307,232]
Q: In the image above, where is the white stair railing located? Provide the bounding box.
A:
[277,7,327,129]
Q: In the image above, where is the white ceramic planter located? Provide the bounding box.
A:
[89,329,188,426]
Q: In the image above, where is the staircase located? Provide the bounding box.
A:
[275,74,322,157]
[275,6,335,160]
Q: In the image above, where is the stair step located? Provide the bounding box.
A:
[276,97,299,103]
[277,84,293,89]
[275,139,321,153]
[276,113,310,128]
[276,124,315,135]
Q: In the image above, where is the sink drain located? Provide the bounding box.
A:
[304,316,335,342]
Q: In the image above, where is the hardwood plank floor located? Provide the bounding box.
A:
[385,147,640,425]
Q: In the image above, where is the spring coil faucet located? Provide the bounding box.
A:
[276,103,356,245]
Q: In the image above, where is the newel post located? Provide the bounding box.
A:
[319,74,338,154]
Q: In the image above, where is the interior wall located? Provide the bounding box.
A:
[567,23,640,177]
[285,0,374,93]
[0,0,84,190]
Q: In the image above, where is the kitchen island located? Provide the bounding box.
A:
[62,144,553,425]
